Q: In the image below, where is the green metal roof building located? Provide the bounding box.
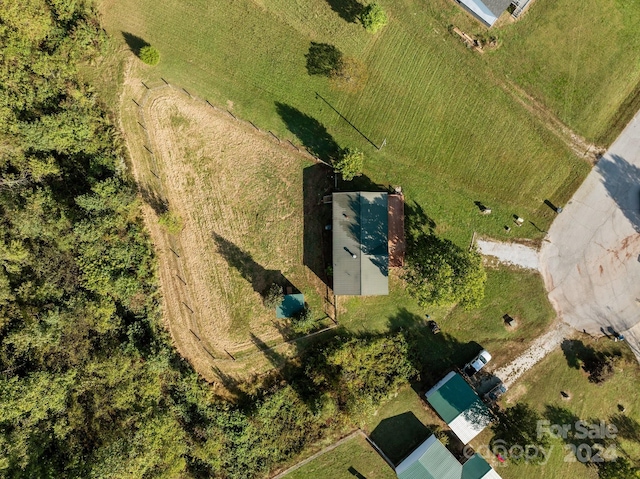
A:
[425,372,493,444]
[395,435,502,479]
[332,192,389,296]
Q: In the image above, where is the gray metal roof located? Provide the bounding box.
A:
[484,0,512,16]
[332,192,389,296]
[456,0,512,26]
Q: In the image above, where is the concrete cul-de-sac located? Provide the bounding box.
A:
[540,110,640,361]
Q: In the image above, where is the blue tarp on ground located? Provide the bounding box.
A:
[276,294,305,318]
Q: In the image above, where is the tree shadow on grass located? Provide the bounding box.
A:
[325,0,364,23]
[370,411,435,465]
[610,413,640,443]
[138,184,168,215]
[122,32,150,57]
[276,102,340,162]
[405,200,436,243]
[387,308,482,387]
[212,232,291,298]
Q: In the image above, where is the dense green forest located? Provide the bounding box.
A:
[0,3,416,477]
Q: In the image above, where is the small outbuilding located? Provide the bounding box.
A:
[425,371,493,444]
[454,0,512,27]
[396,434,502,479]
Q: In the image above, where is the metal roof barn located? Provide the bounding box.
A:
[332,192,389,296]
[425,372,493,444]
[455,0,512,26]
[395,434,502,479]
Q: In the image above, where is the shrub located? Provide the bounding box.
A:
[263,283,284,309]
[139,45,160,65]
[158,211,182,234]
[305,42,343,77]
[360,3,388,33]
[291,306,316,334]
[327,334,418,407]
[334,147,364,181]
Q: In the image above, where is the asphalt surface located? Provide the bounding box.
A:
[539,110,640,361]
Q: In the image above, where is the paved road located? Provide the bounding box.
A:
[539,110,640,361]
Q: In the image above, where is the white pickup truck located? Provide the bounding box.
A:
[464,349,492,376]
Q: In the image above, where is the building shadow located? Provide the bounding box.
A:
[325,0,363,22]
[122,32,150,57]
[275,102,340,162]
[596,154,640,232]
[212,232,291,298]
[370,412,435,465]
[303,164,334,285]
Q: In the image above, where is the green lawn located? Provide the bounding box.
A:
[101,0,592,247]
[489,0,640,144]
[283,434,396,479]
[475,338,640,479]
[340,266,555,372]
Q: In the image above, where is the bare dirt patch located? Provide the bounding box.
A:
[120,61,330,384]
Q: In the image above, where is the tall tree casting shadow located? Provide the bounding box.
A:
[305,42,344,77]
[276,102,340,162]
[325,0,364,23]
[122,32,150,57]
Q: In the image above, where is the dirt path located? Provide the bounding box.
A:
[476,239,539,270]
[491,322,574,388]
[493,75,604,163]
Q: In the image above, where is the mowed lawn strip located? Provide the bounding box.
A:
[489,0,640,144]
[101,0,590,246]
[340,266,556,372]
[283,434,396,479]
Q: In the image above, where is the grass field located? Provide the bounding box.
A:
[100,0,596,247]
[283,434,396,479]
[340,265,555,371]
[116,68,337,381]
[490,0,640,145]
[476,337,640,479]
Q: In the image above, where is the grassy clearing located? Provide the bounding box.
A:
[474,337,640,479]
[116,69,335,380]
[283,434,396,479]
[340,266,555,371]
[100,0,591,247]
[487,0,640,145]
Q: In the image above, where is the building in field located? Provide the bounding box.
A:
[454,0,534,26]
[332,191,389,296]
[425,372,493,444]
[396,434,502,479]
